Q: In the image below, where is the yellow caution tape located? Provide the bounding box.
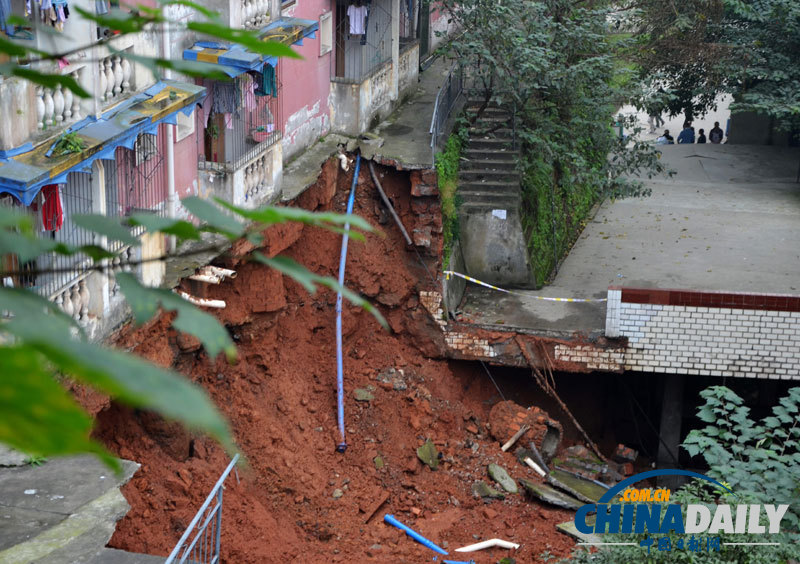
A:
[443,270,607,303]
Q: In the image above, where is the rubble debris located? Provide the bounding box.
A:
[454,538,520,552]
[519,479,582,510]
[546,468,608,504]
[522,457,546,478]
[487,463,518,494]
[332,489,344,499]
[488,401,562,462]
[613,444,638,464]
[373,455,385,469]
[383,514,448,555]
[353,388,374,402]
[501,424,530,452]
[471,481,505,500]
[416,439,439,470]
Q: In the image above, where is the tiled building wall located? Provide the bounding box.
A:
[606,287,800,379]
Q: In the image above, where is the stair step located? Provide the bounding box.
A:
[460,159,517,170]
[460,171,518,183]
[459,194,520,206]
[463,150,517,162]
[468,138,515,150]
[460,179,520,189]
[459,202,520,214]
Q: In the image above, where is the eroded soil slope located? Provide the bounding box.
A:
[94,160,577,563]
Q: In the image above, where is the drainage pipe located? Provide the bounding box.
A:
[383,514,449,555]
[367,161,413,246]
[335,154,361,453]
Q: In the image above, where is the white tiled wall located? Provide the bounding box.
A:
[606,290,800,379]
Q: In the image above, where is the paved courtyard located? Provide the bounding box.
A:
[461,143,800,336]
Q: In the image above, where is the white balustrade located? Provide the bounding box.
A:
[242,0,269,30]
[35,68,84,130]
[244,154,272,202]
[51,277,92,324]
[99,55,132,104]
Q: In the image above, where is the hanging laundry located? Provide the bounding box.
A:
[241,73,257,111]
[255,64,277,98]
[347,2,367,35]
[210,80,238,114]
[360,2,371,46]
[0,0,11,34]
[41,184,63,232]
[94,0,108,15]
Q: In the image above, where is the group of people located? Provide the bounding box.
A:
[656,121,725,145]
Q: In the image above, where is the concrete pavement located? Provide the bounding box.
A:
[459,143,800,337]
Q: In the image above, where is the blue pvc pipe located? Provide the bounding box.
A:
[443,561,476,564]
[335,154,361,453]
[383,514,449,556]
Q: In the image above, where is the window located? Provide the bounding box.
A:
[319,11,332,56]
[175,110,196,142]
[135,134,158,166]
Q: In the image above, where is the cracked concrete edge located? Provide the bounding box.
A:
[0,459,140,564]
[0,488,130,564]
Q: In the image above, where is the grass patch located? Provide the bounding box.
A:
[435,132,463,269]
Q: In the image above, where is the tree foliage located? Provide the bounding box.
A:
[0,197,384,470]
[628,0,800,128]
[557,386,800,564]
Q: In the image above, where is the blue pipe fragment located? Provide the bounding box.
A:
[383,514,449,555]
[335,154,361,454]
[443,561,476,564]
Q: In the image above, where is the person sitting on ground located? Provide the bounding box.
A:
[656,129,674,145]
[709,122,724,144]
[697,128,707,144]
[677,124,695,144]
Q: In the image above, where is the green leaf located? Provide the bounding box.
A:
[0,230,60,265]
[0,205,34,233]
[181,196,245,237]
[5,66,91,98]
[216,198,374,234]
[78,245,118,262]
[0,346,119,470]
[72,214,139,247]
[186,22,303,59]
[25,338,235,454]
[128,214,203,241]
[73,6,156,34]
[252,253,388,330]
[116,49,234,82]
[116,272,236,361]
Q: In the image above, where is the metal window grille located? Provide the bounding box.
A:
[35,173,96,298]
[198,73,283,173]
[332,0,394,82]
[104,129,169,250]
[165,454,240,564]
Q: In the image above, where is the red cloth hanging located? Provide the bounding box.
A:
[41,184,63,231]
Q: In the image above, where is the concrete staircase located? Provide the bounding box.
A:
[459,105,521,215]
[0,454,165,564]
[457,103,532,286]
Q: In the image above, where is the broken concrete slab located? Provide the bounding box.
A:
[471,481,505,500]
[556,518,602,545]
[547,468,608,504]
[487,463,518,494]
[519,479,583,510]
[416,440,439,470]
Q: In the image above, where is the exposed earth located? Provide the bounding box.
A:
[89,161,583,563]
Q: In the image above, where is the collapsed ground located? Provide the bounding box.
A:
[90,159,583,563]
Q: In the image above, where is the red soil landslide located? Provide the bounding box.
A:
[94,161,577,563]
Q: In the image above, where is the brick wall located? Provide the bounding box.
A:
[606,287,800,379]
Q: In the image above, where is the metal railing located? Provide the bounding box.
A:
[429,63,464,165]
[165,454,240,564]
[331,0,393,83]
